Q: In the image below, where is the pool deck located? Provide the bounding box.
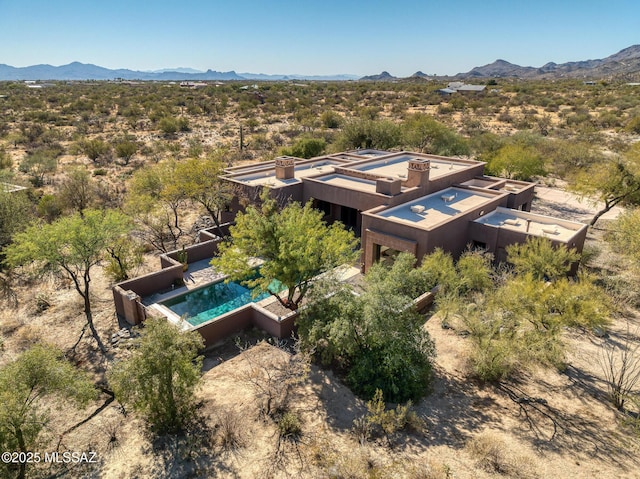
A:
[142,259,225,307]
[143,262,362,330]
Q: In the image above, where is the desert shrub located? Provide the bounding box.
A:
[320,110,342,129]
[279,136,326,159]
[625,116,640,134]
[334,118,402,151]
[276,410,302,439]
[158,116,179,136]
[506,236,580,281]
[178,116,190,132]
[466,431,535,477]
[0,345,96,479]
[599,325,640,410]
[460,272,610,381]
[37,194,62,222]
[105,236,144,282]
[80,138,110,163]
[361,389,422,444]
[212,407,246,451]
[0,148,11,169]
[114,139,138,164]
[34,292,51,314]
[19,150,57,186]
[239,342,310,418]
[109,318,204,434]
[455,250,493,294]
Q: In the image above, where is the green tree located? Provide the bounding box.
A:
[402,114,470,156]
[105,236,143,282]
[158,116,179,136]
[572,143,640,226]
[18,150,57,186]
[320,110,342,129]
[5,209,133,353]
[80,138,110,163]
[334,118,402,151]
[109,318,204,434]
[279,136,327,159]
[0,190,33,250]
[607,208,640,269]
[0,148,12,169]
[506,236,580,280]
[173,155,233,236]
[58,167,96,216]
[485,144,546,181]
[299,253,436,402]
[126,160,186,252]
[0,344,96,479]
[212,192,358,310]
[114,138,138,165]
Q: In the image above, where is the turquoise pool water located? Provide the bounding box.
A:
[161,278,284,327]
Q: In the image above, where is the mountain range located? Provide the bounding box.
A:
[0,62,359,81]
[361,45,640,81]
[460,44,640,79]
[2,45,639,82]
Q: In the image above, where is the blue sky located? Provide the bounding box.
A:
[0,0,638,76]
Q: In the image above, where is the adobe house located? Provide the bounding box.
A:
[221,149,586,272]
[112,149,587,346]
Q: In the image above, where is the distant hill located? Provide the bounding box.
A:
[0,62,244,81]
[238,72,359,81]
[353,45,640,81]
[359,71,396,81]
[0,62,358,81]
[148,68,205,74]
[4,45,640,82]
[455,45,640,79]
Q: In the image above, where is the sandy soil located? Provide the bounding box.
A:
[1,186,639,479]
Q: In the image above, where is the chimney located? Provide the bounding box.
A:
[405,159,430,188]
[376,177,402,196]
[275,157,295,180]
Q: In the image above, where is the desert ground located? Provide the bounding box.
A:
[1,184,638,479]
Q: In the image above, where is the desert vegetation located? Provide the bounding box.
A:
[1,77,640,477]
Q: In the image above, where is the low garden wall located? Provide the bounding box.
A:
[192,303,298,347]
[112,223,232,325]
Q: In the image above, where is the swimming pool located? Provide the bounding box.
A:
[160,277,284,327]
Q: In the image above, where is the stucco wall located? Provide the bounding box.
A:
[302,179,390,212]
[192,303,299,347]
[361,193,505,270]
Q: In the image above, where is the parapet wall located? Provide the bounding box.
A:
[193,302,298,347]
[112,223,232,325]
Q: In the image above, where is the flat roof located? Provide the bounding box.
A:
[345,149,393,158]
[461,177,503,188]
[345,153,479,180]
[474,207,584,243]
[228,159,342,187]
[311,174,381,194]
[373,187,502,230]
[460,177,533,193]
